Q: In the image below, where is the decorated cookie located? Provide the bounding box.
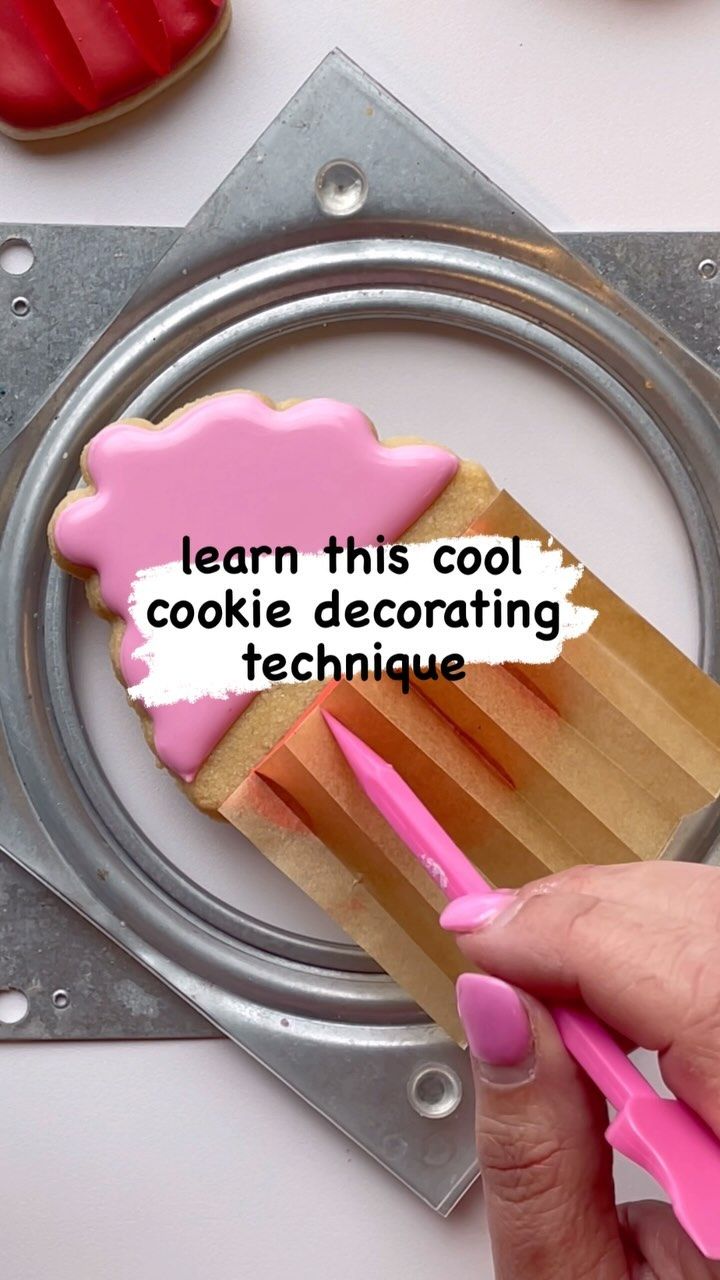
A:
[51,388,720,1041]
[0,0,230,139]
[49,391,495,810]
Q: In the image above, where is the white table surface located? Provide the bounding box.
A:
[1,2,717,1276]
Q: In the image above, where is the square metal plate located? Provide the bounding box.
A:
[2,51,720,1212]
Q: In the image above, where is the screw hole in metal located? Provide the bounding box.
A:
[408,1063,463,1119]
[0,988,29,1025]
[0,238,34,275]
[52,988,70,1010]
[698,258,718,280]
[11,296,30,317]
[315,160,368,218]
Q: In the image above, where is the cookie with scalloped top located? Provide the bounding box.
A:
[49,390,496,811]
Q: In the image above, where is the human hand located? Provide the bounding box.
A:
[441,862,720,1278]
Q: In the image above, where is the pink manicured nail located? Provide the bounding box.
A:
[440,890,516,933]
[456,974,533,1076]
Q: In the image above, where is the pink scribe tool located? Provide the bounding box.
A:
[323,711,720,1259]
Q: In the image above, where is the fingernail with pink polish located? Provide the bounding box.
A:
[440,890,517,934]
[456,974,534,1082]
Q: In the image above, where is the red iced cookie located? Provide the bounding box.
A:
[0,0,231,138]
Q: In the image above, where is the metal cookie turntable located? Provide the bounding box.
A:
[2,51,720,1214]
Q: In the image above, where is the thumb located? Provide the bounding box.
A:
[458,974,628,1280]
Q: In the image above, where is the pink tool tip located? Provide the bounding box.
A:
[322,712,389,783]
[323,711,367,759]
[321,710,490,899]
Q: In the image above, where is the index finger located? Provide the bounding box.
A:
[520,862,720,930]
[447,883,720,1135]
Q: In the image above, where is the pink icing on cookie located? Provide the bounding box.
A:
[54,394,458,782]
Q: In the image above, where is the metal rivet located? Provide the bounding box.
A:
[11,296,30,317]
[0,987,29,1025]
[698,258,718,280]
[315,159,368,218]
[407,1063,463,1119]
[0,238,34,275]
[52,988,70,1009]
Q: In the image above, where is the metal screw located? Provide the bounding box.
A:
[11,296,30,317]
[52,988,70,1009]
[698,258,718,280]
[407,1063,463,1119]
[315,159,368,218]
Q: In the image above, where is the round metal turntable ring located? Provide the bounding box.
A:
[4,237,720,1026]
